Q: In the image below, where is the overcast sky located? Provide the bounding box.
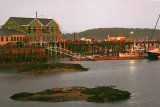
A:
[0,0,160,33]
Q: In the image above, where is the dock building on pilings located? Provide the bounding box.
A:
[0,17,65,55]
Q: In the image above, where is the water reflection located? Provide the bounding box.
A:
[1,59,160,107]
[6,72,63,81]
[130,60,135,64]
[129,60,136,72]
[148,59,159,61]
[130,66,135,71]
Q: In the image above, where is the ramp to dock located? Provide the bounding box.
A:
[46,47,80,58]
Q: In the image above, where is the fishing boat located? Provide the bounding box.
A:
[70,55,96,61]
[146,14,160,59]
[119,46,145,57]
[146,47,160,59]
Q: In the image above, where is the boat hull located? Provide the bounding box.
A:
[70,58,96,61]
[147,52,160,59]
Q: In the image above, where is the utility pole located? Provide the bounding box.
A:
[77,32,78,40]
[74,32,76,41]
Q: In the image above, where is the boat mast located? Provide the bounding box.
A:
[150,14,160,40]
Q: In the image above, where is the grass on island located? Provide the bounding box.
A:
[81,86,131,102]
[19,63,88,73]
[10,86,131,103]
[10,92,34,100]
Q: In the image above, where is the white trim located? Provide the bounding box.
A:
[21,25,29,26]
[46,19,60,28]
[28,18,44,26]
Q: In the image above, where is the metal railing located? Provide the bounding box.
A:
[46,47,80,58]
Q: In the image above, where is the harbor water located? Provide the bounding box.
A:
[0,58,160,107]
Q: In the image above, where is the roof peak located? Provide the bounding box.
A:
[11,17,52,20]
[11,17,53,26]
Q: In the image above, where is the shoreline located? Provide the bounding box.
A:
[21,68,85,74]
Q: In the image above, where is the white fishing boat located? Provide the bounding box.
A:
[71,55,96,61]
[119,46,145,57]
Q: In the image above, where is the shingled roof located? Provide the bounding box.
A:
[11,17,52,26]
[38,18,52,25]
[0,29,25,36]
[12,17,34,26]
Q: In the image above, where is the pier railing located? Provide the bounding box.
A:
[46,47,80,58]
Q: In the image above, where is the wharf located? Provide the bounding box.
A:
[95,55,148,60]
[71,55,148,61]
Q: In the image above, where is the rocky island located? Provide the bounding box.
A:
[10,86,131,103]
[18,63,88,73]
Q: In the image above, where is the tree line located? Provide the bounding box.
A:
[62,28,160,40]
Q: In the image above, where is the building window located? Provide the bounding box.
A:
[42,28,45,33]
[28,26,32,33]
[38,27,42,33]
[23,37,25,41]
[14,37,16,41]
[1,37,3,42]
[33,27,36,32]
[20,37,22,41]
[17,37,19,41]
[53,27,54,32]
[51,27,54,32]
[6,37,8,41]
[46,27,50,33]
[11,37,13,41]
[56,27,59,33]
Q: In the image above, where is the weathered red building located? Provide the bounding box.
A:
[108,34,128,41]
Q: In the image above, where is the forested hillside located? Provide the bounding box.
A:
[62,28,160,40]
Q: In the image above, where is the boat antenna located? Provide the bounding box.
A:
[150,14,160,40]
